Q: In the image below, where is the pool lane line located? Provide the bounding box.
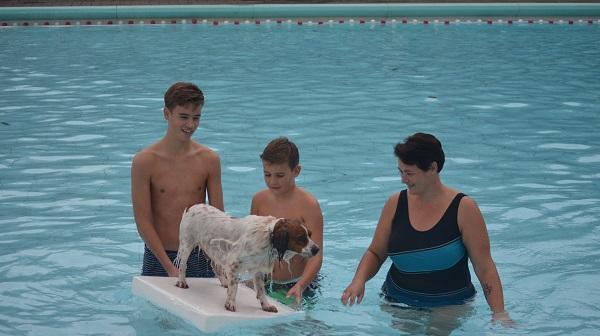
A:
[2,17,599,27]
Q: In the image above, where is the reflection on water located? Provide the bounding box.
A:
[381,301,475,336]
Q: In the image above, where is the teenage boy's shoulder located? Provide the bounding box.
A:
[132,143,161,170]
[190,142,220,161]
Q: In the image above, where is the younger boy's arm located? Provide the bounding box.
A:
[250,192,263,215]
[287,199,324,302]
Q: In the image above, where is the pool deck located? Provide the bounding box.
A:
[1,1,599,22]
[1,0,599,6]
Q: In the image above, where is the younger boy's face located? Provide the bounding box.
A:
[262,161,300,196]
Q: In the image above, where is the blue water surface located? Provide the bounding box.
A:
[1,22,599,335]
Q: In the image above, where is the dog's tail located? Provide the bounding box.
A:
[174,207,193,269]
[178,207,192,231]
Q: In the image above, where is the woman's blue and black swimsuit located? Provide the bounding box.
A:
[382,190,476,307]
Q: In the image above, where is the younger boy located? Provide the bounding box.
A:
[131,82,224,278]
[250,137,323,302]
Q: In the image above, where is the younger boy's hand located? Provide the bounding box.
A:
[286,283,305,303]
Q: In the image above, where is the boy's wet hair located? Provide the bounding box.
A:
[164,82,204,111]
[260,137,299,169]
[394,133,445,173]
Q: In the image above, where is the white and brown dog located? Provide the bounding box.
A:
[174,204,320,313]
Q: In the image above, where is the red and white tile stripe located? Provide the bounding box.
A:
[1,18,599,27]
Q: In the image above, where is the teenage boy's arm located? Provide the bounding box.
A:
[287,199,324,302]
[206,152,224,211]
[131,153,178,277]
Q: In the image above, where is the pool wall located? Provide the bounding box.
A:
[1,3,600,22]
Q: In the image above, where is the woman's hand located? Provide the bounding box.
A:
[341,280,366,306]
[492,310,516,327]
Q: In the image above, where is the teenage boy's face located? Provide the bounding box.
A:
[164,104,202,139]
[262,161,299,196]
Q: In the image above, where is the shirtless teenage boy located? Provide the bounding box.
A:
[131,82,224,278]
[250,137,323,302]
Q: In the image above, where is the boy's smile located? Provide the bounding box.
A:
[165,104,202,139]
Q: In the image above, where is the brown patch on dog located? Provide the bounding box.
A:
[272,218,311,260]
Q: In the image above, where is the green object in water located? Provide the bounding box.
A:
[269,290,296,306]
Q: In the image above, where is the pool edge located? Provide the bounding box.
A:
[1,3,600,21]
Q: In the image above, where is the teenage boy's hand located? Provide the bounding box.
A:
[167,263,179,278]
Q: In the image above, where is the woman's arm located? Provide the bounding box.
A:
[459,196,512,323]
[341,193,399,305]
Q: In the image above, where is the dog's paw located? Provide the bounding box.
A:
[175,280,189,289]
[262,305,278,313]
[224,302,236,312]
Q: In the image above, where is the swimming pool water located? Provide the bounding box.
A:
[1,22,599,335]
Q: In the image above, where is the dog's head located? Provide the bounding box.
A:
[271,218,320,262]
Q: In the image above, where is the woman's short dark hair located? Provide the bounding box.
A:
[394,133,445,172]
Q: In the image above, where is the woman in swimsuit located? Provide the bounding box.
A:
[341,133,512,326]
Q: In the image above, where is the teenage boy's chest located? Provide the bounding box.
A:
[152,163,208,195]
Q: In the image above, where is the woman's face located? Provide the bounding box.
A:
[398,160,434,194]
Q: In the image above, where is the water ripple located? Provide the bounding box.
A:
[372,176,399,182]
[578,154,600,163]
[227,166,255,172]
[501,207,543,220]
[541,199,599,211]
[538,143,591,150]
[57,134,107,142]
[0,190,46,200]
[29,155,95,162]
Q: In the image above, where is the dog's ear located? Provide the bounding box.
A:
[271,219,289,261]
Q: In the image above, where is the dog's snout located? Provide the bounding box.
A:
[310,245,320,256]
